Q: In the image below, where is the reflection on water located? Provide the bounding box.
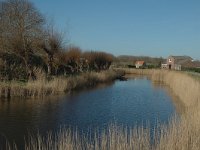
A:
[151,82,186,115]
[0,75,183,149]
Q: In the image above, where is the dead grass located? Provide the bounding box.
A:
[5,69,200,150]
[0,70,121,98]
[24,125,151,150]
[118,68,200,107]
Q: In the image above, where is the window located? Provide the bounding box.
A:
[169,58,172,62]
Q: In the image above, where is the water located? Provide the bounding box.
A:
[0,76,180,149]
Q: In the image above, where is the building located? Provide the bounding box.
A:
[179,60,200,69]
[161,63,168,69]
[162,55,193,70]
[135,61,146,69]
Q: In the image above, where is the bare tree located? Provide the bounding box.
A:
[0,0,45,79]
[40,25,65,75]
[83,51,114,71]
[64,46,82,73]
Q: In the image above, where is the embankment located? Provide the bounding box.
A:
[0,70,123,98]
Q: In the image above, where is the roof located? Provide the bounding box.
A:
[182,61,200,68]
[135,61,145,65]
[170,55,192,60]
[169,55,193,65]
[169,55,192,60]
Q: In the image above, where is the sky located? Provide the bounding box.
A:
[32,0,200,59]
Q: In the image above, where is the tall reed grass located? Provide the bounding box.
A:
[0,70,122,98]
[6,69,200,149]
[119,68,200,107]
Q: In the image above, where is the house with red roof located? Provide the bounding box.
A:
[135,61,146,69]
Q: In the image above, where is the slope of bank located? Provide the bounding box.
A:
[0,70,123,98]
[117,68,200,107]
[115,68,200,149]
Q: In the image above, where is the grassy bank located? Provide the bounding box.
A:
[117,68,200,107]
[6,69,200,150]
[0,70,122,98]
[115,69,200,149]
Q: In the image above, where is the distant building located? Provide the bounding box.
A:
[161,64,168,69]
[180,60,200,69]
[162,55,193,70]
[135,61,146,68]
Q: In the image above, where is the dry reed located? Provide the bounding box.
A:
[5,69,200,149]
[0,70,121,98]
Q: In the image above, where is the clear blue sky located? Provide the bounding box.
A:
[32,0,200,59]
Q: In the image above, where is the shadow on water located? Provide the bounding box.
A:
[0,75,185,149]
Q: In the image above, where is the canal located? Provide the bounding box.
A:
[0,75,180,149]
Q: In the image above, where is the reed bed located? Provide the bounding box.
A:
[5,69,200,150]
[23,126,151,150]
[0,70,121,98]
[119,68,200,107]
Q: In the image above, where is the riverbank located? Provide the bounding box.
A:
[116,68,200,149]
[3,69,199,149]
[0,70,123,98]
[116,68,200,107]
[18,69,200,150]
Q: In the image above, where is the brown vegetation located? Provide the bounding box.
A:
[1,0,200,149]
[0,0,116,100]
[8,69,199,150]
[0,0,115,82]
[0,70,121,98]
[0,0,45,80]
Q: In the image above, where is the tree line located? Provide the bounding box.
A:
[0,0,114,81]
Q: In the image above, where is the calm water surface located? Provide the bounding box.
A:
[0,76,180,149]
